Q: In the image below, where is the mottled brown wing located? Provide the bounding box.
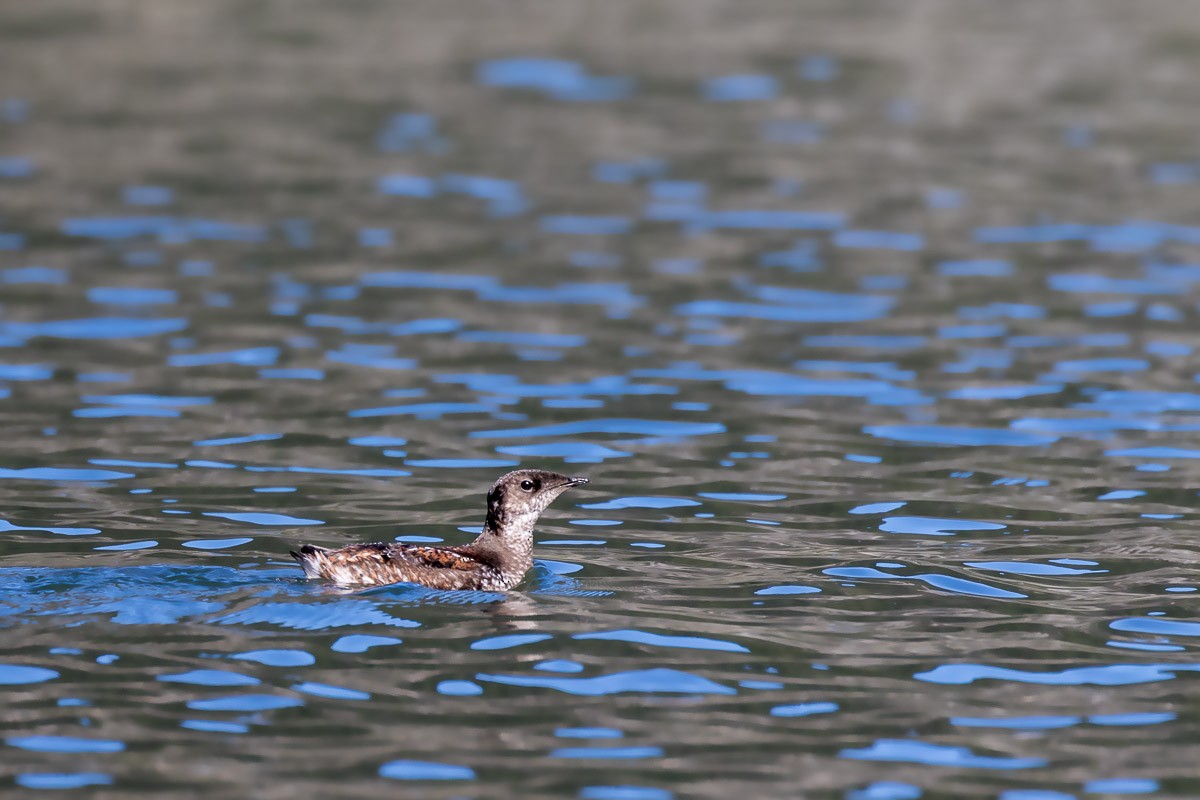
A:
[297,542,492,588]
[394,545,488,572]
[382,544,491,589]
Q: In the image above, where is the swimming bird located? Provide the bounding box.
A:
[290,469,588,590]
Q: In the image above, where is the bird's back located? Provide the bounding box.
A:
[290,542,500,589]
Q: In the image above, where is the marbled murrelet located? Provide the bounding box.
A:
[290,469,588,590]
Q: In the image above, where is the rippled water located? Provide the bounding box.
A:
[2,2,1200,797]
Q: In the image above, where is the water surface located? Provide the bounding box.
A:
[1,2,1199,797]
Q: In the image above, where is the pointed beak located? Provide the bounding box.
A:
[559,476,589,489]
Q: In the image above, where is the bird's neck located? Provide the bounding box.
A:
[469,515,534,574]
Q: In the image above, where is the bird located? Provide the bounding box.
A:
[290,469,589,590]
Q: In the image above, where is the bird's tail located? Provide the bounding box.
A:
[290,544,331,579]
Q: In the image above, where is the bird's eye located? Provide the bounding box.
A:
[519,479,535,491]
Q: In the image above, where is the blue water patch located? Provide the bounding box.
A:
[834,230,924,251]
[406,458,518,469]
[699,492,786,502]
[325,347,415,371]
[0,664,59,684]
[687,209,844,232]
[76,405,181,419]
[677,298,889,324]
[476,57,632,102]
[459,330,586,348]
[1048,272,1187,294]
[582,497,700,510]
[849,502,906,515]
[476,668,736,696]
[123,185,173,205]
[877,517,1006,536]
[88,286,177,305]
[379,759,476,780]
[1083,778,1157,795]
[0,467,133,482]
[3,266,66,284]
[1110,617,1200,637]
[186,695,304,712]
[216,597,420,630]
[0,155,35,178]
[580,788,672,800]
[1107,446,1200,459]
[259,368,324,380]
[440,174,528,216]
[755,585,821,596]
[593,157,665,183]
[476,281,642,311]
[1090,712,1175,726]
[376,173,439,197]
[770,702,838,717]
[703,74,778,102]
[438,372,673,399]
[1,317,187,341]
[845,782,922,800]
[376,113,445,154]
[15,773,113,790]
[350,402,494,419]
[61,216,265,242]
[170,346,278,367]
[90,459,176,469]
[348,436,408,447]
[331,635,402,653]
[1097,489,1145,501]
[1082,390,1200,413]
[864,424,1057,447]
[83,394,210,408]
[361,270,499,291]
[496,442,631,463]
[0,363,53,380]
[552,746,663,759]
[204,511,322,526]
[962,302,1045,320]
[0,519,101,536]
[966,561,1105,576]
[574,629,749,653]
[939,259,1012,277]
[1055,357,1148,373]
[7,736,125,753]
[938,323,1006,339]
[951,715,1079,730]
[915,663,1200,686]
[947,384,1061,400]
[243,464,411,478]
[194,432,283,446]
[472,418,725,439]
[159,670,260,687]
[557,727,623,738]
[180,720,248,734]
[437,680,483,696]
[840,739,1045,769]
[293,681,370,701]
[470,633,552,651]
[230,649,316,667]
[541,215,632,236]
[182,538,254,550]
[825,566,1023,598]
